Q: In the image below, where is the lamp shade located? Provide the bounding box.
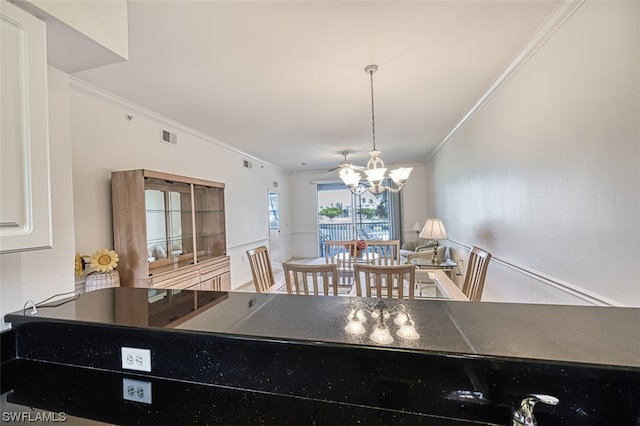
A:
[419,219,448,240]
[389,167,413,184]
[364,167,387,184]
[411,222,421,232]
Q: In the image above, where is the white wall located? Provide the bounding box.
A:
[288,171,321,258]
[399,165,429,244]
[288,164,427,257]
[69,81,291,290]
[428,1,639,306]
[1,66,76,328]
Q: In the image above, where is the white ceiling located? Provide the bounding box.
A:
[73,0,560,174]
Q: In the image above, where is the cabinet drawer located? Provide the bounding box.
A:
[199,257,230,282]
[152,271,200,289]
[200,257,229,273]
[200,270,224,282]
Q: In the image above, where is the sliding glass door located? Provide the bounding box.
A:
[317,182,401,255]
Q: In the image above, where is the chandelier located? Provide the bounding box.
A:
[340,65,413,195]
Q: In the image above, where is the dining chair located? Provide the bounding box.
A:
[354,263,416,299]
[364,240,401,265]
[324,240,357,286]
[282,263,339,296]
[461,246,492,301]
[246,246,276,293]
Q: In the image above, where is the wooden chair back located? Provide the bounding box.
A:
[462,246,492,301]
[282,263,339,296]
[246,246,275,293]
[354,263,415,299]
[324,240,357,286]
[365,240,401,265]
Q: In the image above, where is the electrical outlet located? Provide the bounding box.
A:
[121,347,151,372]
[122,378,152,404]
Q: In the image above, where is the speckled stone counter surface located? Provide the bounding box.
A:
[2,288,639,425]
[6,288,640,367]
[2,359,477,425]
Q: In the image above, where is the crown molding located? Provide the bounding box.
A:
[426,0,585,163]
[68,77,287,173]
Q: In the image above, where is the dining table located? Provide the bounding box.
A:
[333,251,380,263]
[270,258,469,300]
[409,257,458,279]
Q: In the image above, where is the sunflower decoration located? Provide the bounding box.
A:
[74,253,87,277]
[89,249,119,272]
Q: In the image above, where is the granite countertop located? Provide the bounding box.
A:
[4,289,640,425]
[3,359,479,426]
[5,287,640,368]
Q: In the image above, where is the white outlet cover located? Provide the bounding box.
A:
[121,347,151,372]
[122,378,152,404]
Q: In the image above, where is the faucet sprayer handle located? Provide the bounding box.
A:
[512,394,559,426]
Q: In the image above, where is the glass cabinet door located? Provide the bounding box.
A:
[193,184,226,261]
[145,188,167,261]
[145,178,194,271]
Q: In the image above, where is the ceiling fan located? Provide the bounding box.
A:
[324,151,365,177]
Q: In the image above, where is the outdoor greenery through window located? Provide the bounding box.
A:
[317,182,401,255]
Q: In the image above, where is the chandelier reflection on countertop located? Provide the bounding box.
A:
[344,299,419,345]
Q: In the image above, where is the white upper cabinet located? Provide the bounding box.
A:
[0,0,52,253]
[11,0,129,73]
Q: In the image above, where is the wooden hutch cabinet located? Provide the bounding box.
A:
[111,169,230,290]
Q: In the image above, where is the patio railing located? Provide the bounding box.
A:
[319,220,389,256]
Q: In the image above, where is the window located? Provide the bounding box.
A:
[269,192,279,229]
[317,182,401,255]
